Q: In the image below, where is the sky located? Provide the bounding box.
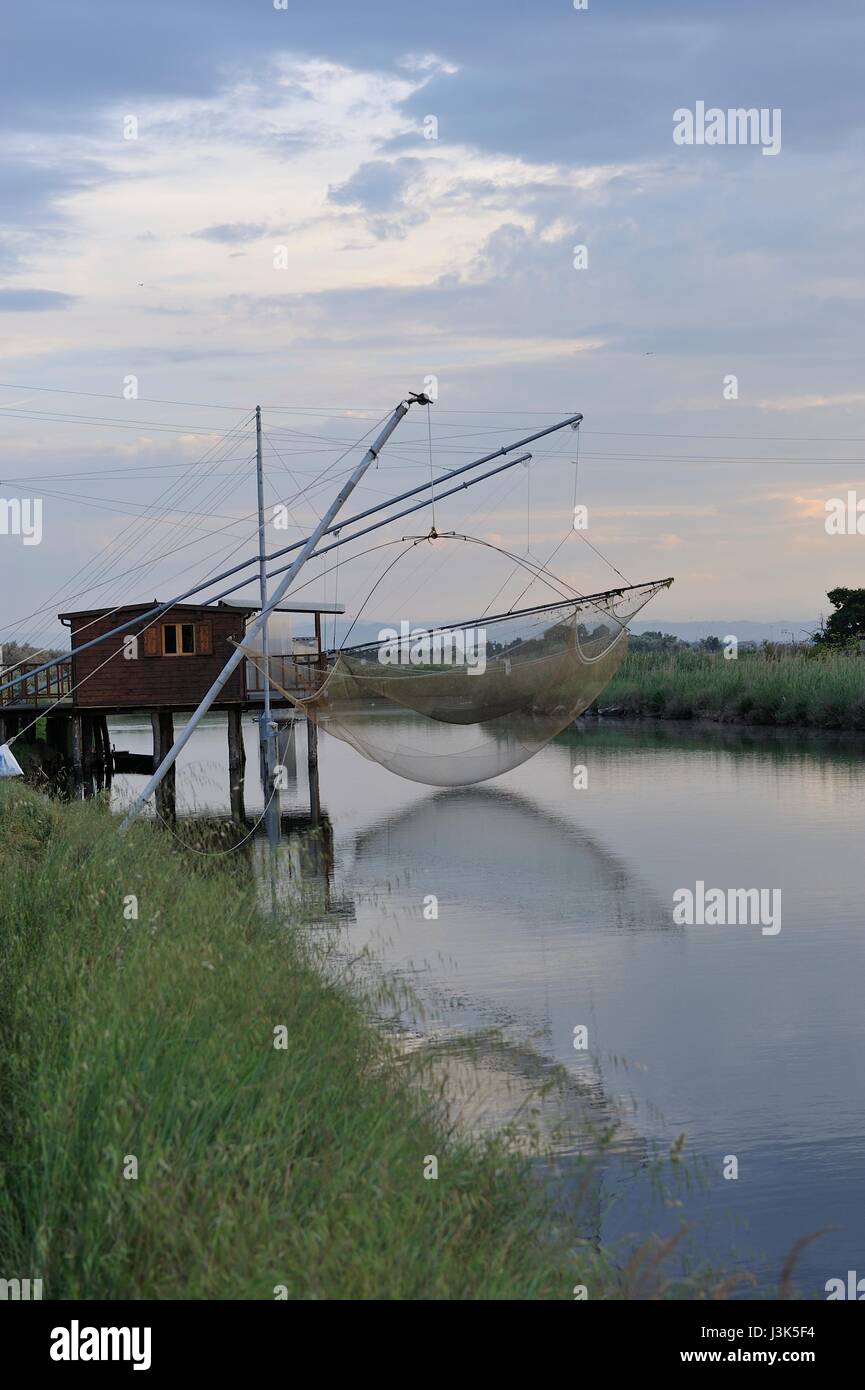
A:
[1,0,864,652]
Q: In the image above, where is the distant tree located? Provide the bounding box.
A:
[813,588,865,648]
[0,640,63,668]
[698,635,723,653]
[628,630,687,653]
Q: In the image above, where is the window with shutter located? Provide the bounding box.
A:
[143,627,159,657]
[162,623,196,655]
[196,622,212,656]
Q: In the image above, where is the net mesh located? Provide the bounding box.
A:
[242,577,671,787]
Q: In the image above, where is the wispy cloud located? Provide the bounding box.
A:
[758,392,865,412]
[0,288,76,311]
[192,223,271,244]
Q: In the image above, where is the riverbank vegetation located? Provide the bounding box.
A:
[0,783,614,1300]
[598,646,865,730]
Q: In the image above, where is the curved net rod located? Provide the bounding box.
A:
[239,576,672,786]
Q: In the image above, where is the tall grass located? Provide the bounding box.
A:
[600,648,865,729]
[0,785,603,1300]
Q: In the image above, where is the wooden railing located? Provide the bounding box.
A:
[0,658,73,707]
[245,653,324,699]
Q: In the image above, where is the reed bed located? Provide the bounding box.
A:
[600,648,865,729]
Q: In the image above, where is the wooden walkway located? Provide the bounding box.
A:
[0,653,325,827]
[1,654,322,715]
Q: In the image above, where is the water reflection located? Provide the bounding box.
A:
[102,711,865,1297]
[350,781,675,941]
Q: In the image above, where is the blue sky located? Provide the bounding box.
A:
[2,0,864,649]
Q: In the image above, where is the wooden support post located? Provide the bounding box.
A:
[99,715,112,779]
[150,710,160,774]
[78,717,92,794]
[71,713,84,795]
[314,610,323,674]
[227,707,246,823]
[151,710,176,824]
[307,715,320,822]
[92,715,110,790]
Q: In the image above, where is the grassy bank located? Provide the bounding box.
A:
[0,784,610,1300]
[598,648,865,730]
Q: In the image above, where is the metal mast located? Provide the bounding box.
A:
[119,393,422,832]
[254,405,278,840]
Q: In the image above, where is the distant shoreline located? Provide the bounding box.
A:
[588,648,865,732]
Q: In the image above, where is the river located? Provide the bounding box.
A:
[106,712,865,1299]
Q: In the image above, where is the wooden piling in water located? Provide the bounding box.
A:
[307,715,320,822]
[71,713,83,787]
[227,707,246,822]
[151,710,176,824]
[82,716,95,765]
[98,715,112,776]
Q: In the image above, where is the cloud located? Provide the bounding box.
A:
[0,153,119,273]
[193,222,270,244]
[328,157,428,239]
[329,158,422,212]
[2,2,865,623]
[758,392,865,412]
[0,288,76,311]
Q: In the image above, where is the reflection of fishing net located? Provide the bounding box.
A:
[243,578,671,787]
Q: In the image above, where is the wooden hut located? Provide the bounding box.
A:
[59,601,254,711]
[53,598,344,819]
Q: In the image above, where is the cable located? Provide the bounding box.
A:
[6,379,865,440]
[3,417,392,650]
[0,413,583,697]
[427,403,436,530]
[1,413,256,660]
[149,781,282,855]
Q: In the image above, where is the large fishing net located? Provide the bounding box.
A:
[241,576,672,787]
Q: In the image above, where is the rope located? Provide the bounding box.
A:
[149,778,282,855]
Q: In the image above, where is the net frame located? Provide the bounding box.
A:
[237,576,672,786]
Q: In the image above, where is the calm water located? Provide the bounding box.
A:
[109,713,865,1297]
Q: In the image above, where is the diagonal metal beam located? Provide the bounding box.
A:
[118,395,417,831]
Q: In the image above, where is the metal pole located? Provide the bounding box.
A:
[255,406,273,732]
[119,396,414,832]
[255,406,278,844]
